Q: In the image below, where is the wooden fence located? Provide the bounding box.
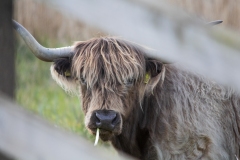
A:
[0,93,129,160]
[1,0,240,159]
[45,0,240,92]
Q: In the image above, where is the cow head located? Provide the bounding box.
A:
[50,38,166,141]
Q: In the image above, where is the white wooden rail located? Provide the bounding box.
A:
[0,93,129,160]
[45,0,240,92]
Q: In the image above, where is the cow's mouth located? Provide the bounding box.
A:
[93,129,114,141]
[87,109,122,141]
[91,127,121,141]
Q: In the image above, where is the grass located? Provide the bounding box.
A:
[14,0,103,44]
[15,39,95,141]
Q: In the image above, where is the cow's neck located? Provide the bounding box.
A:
[110,95,157,159]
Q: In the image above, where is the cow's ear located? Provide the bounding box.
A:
[145,59,165,94]
[51,57,79,94]
[53,58,72,78]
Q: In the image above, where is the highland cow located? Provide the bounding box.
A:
[13,20,240,160]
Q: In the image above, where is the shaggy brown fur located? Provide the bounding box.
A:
[51,37,240,160]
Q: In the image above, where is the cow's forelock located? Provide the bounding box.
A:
[72,37,146,108]
[72,38,146,87]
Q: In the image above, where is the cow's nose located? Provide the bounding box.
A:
[94,110,120,131]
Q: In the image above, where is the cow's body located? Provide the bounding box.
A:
[50,38,240,160]
[112,65,240,159]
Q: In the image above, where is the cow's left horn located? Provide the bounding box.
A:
[207,20,223,26]
[12,20,73,62]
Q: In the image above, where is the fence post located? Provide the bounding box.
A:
[0,0,15,99]
[0,1,15,158]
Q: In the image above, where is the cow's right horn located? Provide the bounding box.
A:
[12,20,74,62]
[207,20,223,26]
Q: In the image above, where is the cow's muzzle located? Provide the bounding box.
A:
[96,110,120,131]
[90,110,121,132]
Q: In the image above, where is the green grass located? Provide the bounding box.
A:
[15,39,95,141]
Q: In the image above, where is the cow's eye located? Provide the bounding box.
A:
[80,76,87,85]
[125,78,134,86]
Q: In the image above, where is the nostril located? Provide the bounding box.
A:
[95,112,101,127]
[111,114,118,125]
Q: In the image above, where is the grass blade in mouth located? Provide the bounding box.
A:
[94,128,100,146]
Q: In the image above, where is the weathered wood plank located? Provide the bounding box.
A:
[43,0,240,91]
[0,0,15,99]
[0,93,129,160]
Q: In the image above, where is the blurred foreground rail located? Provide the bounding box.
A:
[37,0,240,92]
[0,93,129,160]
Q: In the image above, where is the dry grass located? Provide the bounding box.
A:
[14,0,104,45]
[168,0,240,31]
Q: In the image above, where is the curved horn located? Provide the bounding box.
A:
[207,20,223,26]
[12,20,74,62]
